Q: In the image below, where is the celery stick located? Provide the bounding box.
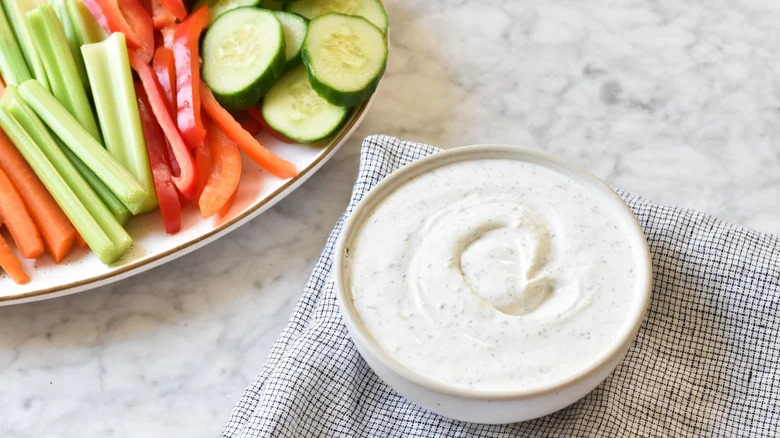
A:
[60,141,132,224]
[0,3,32,85]
[27,5,99,140]
[82,33,157,213]
[4,97,133,262]
[2,88,132,260]
[1,0,49,89]
[0,106,116,263]
[0,95,126,264]
[48,0,88,89]
[66,0,107,46]
[18,79,148,215]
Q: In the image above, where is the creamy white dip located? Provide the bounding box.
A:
[345,156,645,392]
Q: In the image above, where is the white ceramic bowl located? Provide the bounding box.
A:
[333,145,653,424]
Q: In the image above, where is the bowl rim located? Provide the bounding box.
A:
[333,144,653,400]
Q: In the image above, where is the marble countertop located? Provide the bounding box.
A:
[2,1,779,436]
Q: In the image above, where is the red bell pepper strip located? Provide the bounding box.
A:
[83,0,154,62]
[201,82,297,179]
[246,106,295,143]
[129,51,197,199]
[152,48,181,183]
[82,0,110,32]
[152,47,177,116]
[160,23,177,49]
[199,118,241,218]
[151,0,176,29]
[173,6,209,149]
[194,131,211,200]
[166,140,180,177]
[245,106,263,125]
[138,0,152,15]
[0,77,5,96]
[134,81,181,234]
[120,0,154,62]
[159,0,186,20]
[218,189,237,218]
[234,111,261,136]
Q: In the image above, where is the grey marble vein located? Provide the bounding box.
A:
[1,0,779,436]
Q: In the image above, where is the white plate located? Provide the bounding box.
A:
[0,97,374,305]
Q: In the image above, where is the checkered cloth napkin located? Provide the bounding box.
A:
[221,135,780,437]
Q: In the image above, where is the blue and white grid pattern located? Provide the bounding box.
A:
[222,135,779,437]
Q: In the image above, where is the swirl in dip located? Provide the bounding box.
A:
[344,154,646,393]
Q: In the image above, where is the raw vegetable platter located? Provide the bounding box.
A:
[0,0,388,303]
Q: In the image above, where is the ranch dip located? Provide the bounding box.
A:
[344,156,645,392]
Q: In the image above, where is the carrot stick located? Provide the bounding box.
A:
[0,76,5,96]
[199,119,241,218]
[135,81,181,234]
[74,233,88,249]
[0,232,29,284]
[200,82,297,179]
[0,129,76,262]
[0,167,44,258]
[234,111,261,136]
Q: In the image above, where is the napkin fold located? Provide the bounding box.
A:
[221,136,780,438]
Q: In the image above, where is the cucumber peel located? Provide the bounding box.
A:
[193,0,262,24]
[202,7,285,110]
[261,65,348,143]
[275,10,307,72]
[262,0,285,10]
[284,0,387,33]
[302,13,387,107]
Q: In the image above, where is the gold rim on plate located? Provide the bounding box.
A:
[0,98,373,304]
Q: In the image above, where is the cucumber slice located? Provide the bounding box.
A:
[261,65,348,143]
[302,13,386,107]
[262,0,285,10]
[192,0,262,24]
[275,11,307,72]
[284,0,386,32]
[201,7,285,110]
